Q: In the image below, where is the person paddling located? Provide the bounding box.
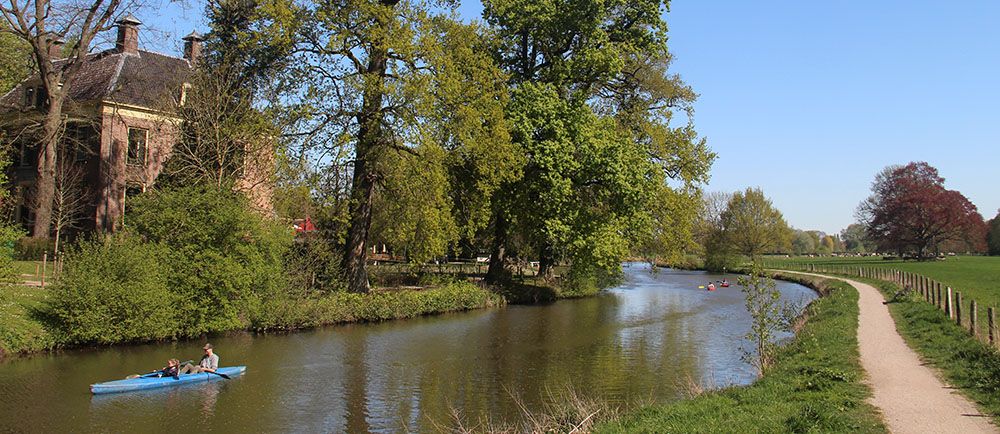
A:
[180,343,219,374]
[707,282,716,291]
[127,358,181,379]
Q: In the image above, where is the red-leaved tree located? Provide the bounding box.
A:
[857,162,986,257]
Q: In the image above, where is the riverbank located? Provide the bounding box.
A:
[1,275,605,359]
[596,272,887,433]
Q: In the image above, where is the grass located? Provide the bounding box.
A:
[596,273,887,433]
[764,256,1000,312]
[0,284,59,356]
[854,277,1000,425]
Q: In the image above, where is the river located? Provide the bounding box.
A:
[0,264,816,432]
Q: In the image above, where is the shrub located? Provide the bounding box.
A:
[0,225,23,283]
[128,184,293,336]
[14,236,54,260]
[48,234,177,344]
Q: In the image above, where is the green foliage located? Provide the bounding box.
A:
[738,263,786,375]
[597,274,886,433]
[251,281,505,330]
[0,24,31,94]
[14,237,54,260]
[0,225,23,283]
[988,213,1000,256]
[128,184,293,335]
[720,187,792,257]
[48,234,177,344]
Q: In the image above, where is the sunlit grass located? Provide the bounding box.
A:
[596,273,886,433]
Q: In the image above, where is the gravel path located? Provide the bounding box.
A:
[791,272,997,434]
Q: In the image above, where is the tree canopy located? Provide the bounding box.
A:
[719,187,791,258]
[858,162,986,257]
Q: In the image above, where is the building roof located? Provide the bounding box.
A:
[0,48,193,112]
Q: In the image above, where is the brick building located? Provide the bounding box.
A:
[1,16,271,237]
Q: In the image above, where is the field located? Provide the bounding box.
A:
[764,256,1000,320]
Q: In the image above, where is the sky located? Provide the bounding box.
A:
[140,0,1000,235]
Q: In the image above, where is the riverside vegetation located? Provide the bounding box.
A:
[597,272,886,433]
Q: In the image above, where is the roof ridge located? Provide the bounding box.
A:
[105,53,128,98]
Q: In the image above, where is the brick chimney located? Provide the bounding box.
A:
[47,37,64,59]
[182,31,204,65]
[115,14,142,55]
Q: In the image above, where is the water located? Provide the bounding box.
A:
[0,264,816,432]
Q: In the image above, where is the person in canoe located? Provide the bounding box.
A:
[720,279,730,288]
[707,282,716,291]
[180,343,219,374]
[126,358,181,379]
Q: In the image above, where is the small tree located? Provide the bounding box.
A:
[738,263,786,375]
[51,159,88,252]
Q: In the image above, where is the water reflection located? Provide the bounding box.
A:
[0,263,817,432]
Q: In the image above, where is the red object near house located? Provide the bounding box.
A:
[293,217,317,234]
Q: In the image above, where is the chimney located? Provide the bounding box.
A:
[47,37,65,59]
[182,31,204,65]
[115,14,142,55]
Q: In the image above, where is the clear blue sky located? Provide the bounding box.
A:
[141,0,1000,235]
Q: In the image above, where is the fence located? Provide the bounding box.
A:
[765,261,999,351]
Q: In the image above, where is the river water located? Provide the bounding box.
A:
[0,264,816,432]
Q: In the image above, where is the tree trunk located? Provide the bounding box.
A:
[341,13,391,294]
[486,211,509,284]
[537,242,555,281]
[32,93,64,238]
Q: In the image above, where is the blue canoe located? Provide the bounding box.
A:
[90,366,246,395]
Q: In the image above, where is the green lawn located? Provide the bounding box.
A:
[597,273,886,433]
[0,284,58,355]
[765,256,1000,329]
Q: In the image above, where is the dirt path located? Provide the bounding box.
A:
[787,272,997,433]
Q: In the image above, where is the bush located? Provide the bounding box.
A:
[0,225,23,283]
[48,234,177,344]
[14,236,54,260]
[128,184,294,336]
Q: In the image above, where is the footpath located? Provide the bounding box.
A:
[789,272,997,434]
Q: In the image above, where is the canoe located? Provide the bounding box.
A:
[90,366,246,395]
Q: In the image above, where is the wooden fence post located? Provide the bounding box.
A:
[971,300,978,337]
[41,251,47,288]
[988,307,996,347]
[955,292,962,326]
[946,287,953,318]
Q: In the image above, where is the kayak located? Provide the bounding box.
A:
[90,366,246,395]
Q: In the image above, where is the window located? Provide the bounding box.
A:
[20,142,38,167]
[127,128,148,166]
[24,87,35,108]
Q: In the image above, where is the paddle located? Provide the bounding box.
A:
[205,370,231,380]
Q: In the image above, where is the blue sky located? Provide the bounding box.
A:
[140,0,1000,234]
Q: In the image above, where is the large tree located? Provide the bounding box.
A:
[840,223,868,253]
[290,1,515,292]
[720,187,791,258]
[857,162,987,257]
[1,0,133,238]
[482,0,713,283]
[988,210,1000,256]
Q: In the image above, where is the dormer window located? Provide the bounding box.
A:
[24,87,35,108]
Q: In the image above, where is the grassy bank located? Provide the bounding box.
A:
[0,279,507,357]
[597,273,886,433]
[861,278,1000,424]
